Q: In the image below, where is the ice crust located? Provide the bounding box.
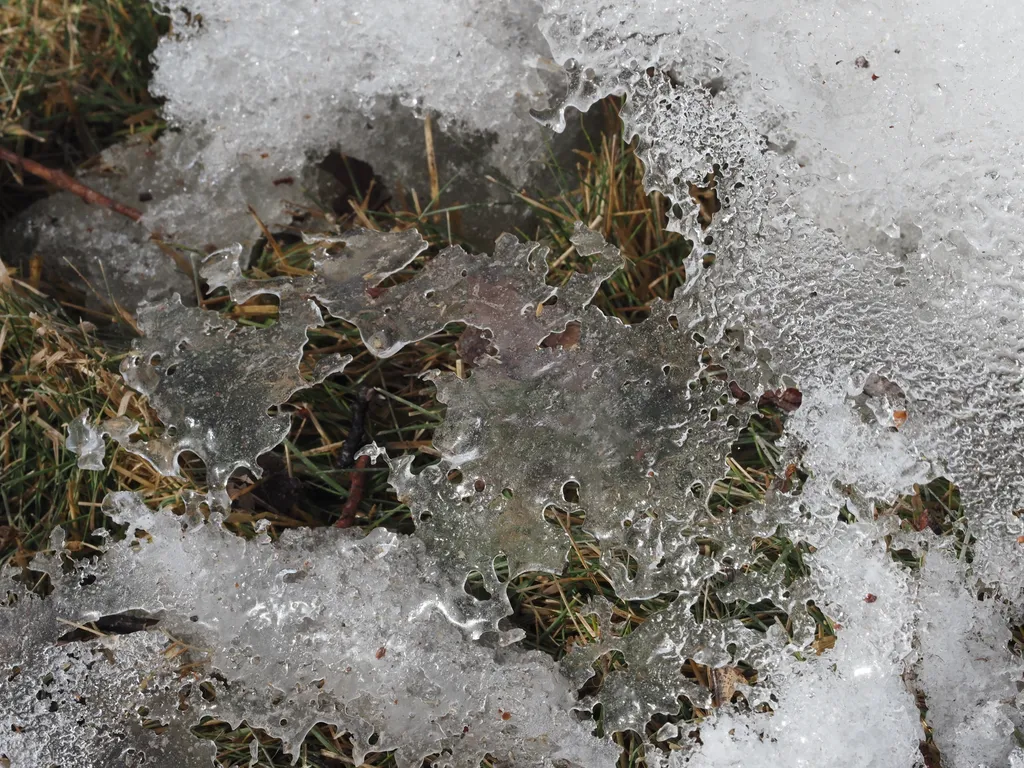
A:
[113,290,349,507]
[0,492,617,768]
[147,0,557,183]
[1,132,306,311]
[685,526,923,767]
[7,0,1024,765]
[535,3,1024,761]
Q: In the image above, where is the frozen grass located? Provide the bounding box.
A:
[0,286,188,567]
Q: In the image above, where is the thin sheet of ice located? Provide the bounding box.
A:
[1,131,309,311]
[110,292,349,508]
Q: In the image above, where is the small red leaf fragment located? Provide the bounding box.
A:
[865,593,878,603]
[375,646,386,659]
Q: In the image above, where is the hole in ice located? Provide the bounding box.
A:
[316,151,389,218]
[688,172,721,230]
[562,480,580,503]
[457,326,497,366]
[474,478,485,493]
[577,650,629,702]
[463,570,492,601]
[540,321,582,350]
[446,469,463,484]
[874,477,968,564]
[543,504,585,531]
[487,554,511,586]
[234,294,281,327]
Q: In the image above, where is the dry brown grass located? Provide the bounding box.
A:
[1,0,165,219]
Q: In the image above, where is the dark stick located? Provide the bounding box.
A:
[337,386,374,469]
[0,146,144,223]
[334,387,376,527]
[335,454,371,528]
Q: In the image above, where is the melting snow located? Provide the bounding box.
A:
[9,0,1024,765]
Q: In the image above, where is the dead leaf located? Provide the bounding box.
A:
[812,634,837,655]
[710,666,745,707]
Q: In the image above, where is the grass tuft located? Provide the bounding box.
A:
[0,0,166,220]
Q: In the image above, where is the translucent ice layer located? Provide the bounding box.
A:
[203,222,624,359]
[1,132,310,311]
[11,0,1024,764]
[116,295,347,507]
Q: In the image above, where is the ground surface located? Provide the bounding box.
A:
[0,3,978,766]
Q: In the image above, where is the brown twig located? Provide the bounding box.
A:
[334,387,376,528]
[0,146,143,222]
[335,454,371,528]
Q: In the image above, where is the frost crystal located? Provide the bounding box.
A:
[0,493,617,767]
[112,294,349,507]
